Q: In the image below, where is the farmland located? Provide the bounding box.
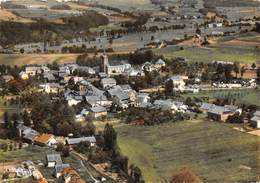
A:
[117,120,260,183]
[182,89,260,107]
[0,54,79,66]
[155,33,260,64]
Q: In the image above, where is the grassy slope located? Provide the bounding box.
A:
[155,33,260,64]
[117,120,260,183]
[0,54,79,66]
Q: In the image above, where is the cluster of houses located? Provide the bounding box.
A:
[15,55,193,120]
[46,153,85,183]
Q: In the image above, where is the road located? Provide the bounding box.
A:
[71,151,118,183]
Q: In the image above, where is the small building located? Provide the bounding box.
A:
[100,78,117,89]
[89,106,107,119]
[250,111,260,128]
[168,75,189,92]
[33,134,57,146]
[199,102,216,113]
[55,164,70,178]
[46,154,62,168]
[1,75,14,83]
[25,66,42,76]
[208,106,236,122]
[42,83,64,94]
[60,167,85,183]
[19,71,29,80]
[65,136,96,146]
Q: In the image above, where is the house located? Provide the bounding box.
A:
[154,58,166,69]
[60,167,85,183]
[250,111,260,128]
[1,75,14,83]
[66,95,83,106]
[154,99,187,112]
[42,83,64,94]
[17,124,39,143]
[136,93,151,108]
[108,86,130,109]
[168,75,189,91]
[25,66,42,76]
[85,95,112,108]
[199,102,216,113]
[33,134,57,146]
[55,164,70,178]
[75,66,95,75]
[65,136,96,146]
[100,78,117,89]
[46,154,62,168]
[207,105,236,122]
[89,106,107,119]
[19,71,29,80]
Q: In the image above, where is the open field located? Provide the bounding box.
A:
[182,89,260,107]
[117,119,260,183]
[0,54,79,66]
[0,9,34,23]
[155,33,260,64]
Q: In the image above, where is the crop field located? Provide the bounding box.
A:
[117,120,260,183]
[0,54,79,66]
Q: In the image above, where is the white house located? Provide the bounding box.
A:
[100,78,117,89]
[251,111,260,128]
[168,75,188,91]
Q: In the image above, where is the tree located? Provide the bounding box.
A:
[56,142,64,152]
[165,79,173,95]
[240,66,246,78]
[252,63,256,70]
[103,123,117,151]
[4,112,9,129]
[22,110,31,126]
[129,165,145,183]
[62,146,70,157]
[233,62,240,78]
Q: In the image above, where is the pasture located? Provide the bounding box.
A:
[155,33,260,64]
[0,54,79,66]
[117,120,260,183]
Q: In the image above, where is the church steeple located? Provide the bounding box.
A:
[101,53,109,73]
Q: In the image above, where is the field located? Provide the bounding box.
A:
[182,89,260,107]
[0,54,79,66]
[0,9,33,23]
[154,33,260,64]
[117,120,260,183]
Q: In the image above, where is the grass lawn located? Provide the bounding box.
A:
[117,119,260,183]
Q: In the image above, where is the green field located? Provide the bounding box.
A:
[154,45,259,64]
[117,120,260,183]
[155,33,260,64]
[182,89,260,107]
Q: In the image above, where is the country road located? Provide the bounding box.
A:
[71,151,117,183]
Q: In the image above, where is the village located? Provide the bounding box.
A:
[0,49,259,182]
[0,0,259,182]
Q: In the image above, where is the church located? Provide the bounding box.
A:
[101,54,131,76]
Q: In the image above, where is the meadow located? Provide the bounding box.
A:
[0,54,79,66]
[155,33,260,64]
[117,120,260,183]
